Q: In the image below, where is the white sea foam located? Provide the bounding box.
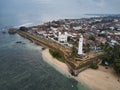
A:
[15,23,34,28]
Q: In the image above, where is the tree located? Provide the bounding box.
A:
[101,43,120,74]
[67,36,71,42]
[99,43,104,50]
[49,49,62,58]
[85,43,91,53]
[112,44,120,59]
[79,30,85,34]
[49,49,64,62]
[89,36,96,41]
[71,46,77,57]
[19,26,28,31]
[102,43,113,63]
[90,63,98,69]
[114,59,120,75]
[54,37,58,41]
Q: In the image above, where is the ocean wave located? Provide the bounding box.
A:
[14,23,34,28]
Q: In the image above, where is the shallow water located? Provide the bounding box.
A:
[0,32,89,90]
[0,0,91,89]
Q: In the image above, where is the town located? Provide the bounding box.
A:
[28,16,120,51]
[16,16,120,76]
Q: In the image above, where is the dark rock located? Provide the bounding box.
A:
[16,41,22,43]
[2,31,6,34]
[8,28,17,34]
[42,47,46,50]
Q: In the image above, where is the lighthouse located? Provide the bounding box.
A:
[78,34,83,55]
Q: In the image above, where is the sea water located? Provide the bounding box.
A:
[0,32,88,90]
[0,0,90,89]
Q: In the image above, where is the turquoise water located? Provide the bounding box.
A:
[0,32,88,90]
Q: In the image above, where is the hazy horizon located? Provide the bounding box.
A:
[0,0,120,28]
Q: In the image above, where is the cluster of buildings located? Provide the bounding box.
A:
[27,16,120,55]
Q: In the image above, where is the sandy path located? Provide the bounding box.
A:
[42,49,120,90]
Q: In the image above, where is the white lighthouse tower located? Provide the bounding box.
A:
[78,34,83,55]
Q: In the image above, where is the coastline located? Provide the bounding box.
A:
[16,26,120,90]
[42,49,120,90]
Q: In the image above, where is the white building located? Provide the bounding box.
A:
[73,26,82,30]
[50,27,58,31]
[58,32,68,43]
[78,34,83,55]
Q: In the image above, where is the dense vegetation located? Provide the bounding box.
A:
[100,43,120,75]
[49,49,64,63]
[19,26,28,31]
[84,43,91,53]
[89,35,96,41]
[114,59,120,74]
[90,63,98,69]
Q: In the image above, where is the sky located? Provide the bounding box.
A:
[0,0,120,27]
[30,0,120,14]
[0,0,120,14]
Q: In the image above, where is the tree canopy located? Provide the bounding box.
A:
[19,26,28,31]
[101,43,120,75]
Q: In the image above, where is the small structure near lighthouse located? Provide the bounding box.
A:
[78,34,83,55]
[58,32,68,43]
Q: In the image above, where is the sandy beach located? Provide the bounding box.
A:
[42,49,120,90]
